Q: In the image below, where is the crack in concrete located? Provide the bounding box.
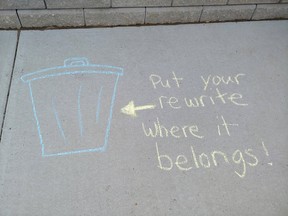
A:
[0,31,20,143]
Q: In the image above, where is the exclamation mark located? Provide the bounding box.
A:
[262,141,272,166]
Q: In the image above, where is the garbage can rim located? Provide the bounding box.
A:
[21,64,124,83]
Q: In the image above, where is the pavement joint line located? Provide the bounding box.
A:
[43,0,47,9]
[16,10,23,28]
[0,31,20,144]
[144,7,147,24]
[4,4,283,11]
[198,6,204,22]
[0,19,286,31]
[250,4,257,20]
[83,9,87,26]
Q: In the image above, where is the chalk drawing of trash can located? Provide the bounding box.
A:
[21,57,123,157]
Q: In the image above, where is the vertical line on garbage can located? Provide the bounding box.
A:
[78,85,84,137]
[52,98,67,145]
[103,75,120,151]
[96,86,103,124]
[28,82,44,155]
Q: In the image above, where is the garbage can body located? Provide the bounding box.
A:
[21,58,123,157]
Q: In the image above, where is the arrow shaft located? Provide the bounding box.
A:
[134,105,155,111]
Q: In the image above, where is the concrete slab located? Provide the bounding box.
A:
[112,0,172,7]
[0,10,21,29]
[1,21,288,215]
[0,31,17,136]
[145,7,202,24]
[85,8,145,27]
[46,0,110,9]
[173,0,227,6]
[0,0,45,9]
[18,9,85,28]
[252,4,288,20]
[200,5,255,22]
[228,0,278,3]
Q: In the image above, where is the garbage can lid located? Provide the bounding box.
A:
[21,57,124,83]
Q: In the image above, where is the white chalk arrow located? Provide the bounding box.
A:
[121,101,156,117]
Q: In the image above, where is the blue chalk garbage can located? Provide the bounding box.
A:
[21,57,123,157]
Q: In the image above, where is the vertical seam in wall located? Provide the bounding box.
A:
[83,9,86,26]
[0,30,20,143]
[250,4,257,20]
[198,6,204,22]
[43,0,47,9]
[226,0,230,5]
[110,0,112,7]
[15,10,23,28]
[171,0,174,7]
[144,7,147,24]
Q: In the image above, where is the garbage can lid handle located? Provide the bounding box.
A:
[64,57,89,67]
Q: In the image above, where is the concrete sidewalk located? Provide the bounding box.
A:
[0,21,288,215]
[1,1,288,29]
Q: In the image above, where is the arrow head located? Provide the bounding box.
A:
[121,101,137,117]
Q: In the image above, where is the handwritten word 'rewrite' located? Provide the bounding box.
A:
[158,88,248,110]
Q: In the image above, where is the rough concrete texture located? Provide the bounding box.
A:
[252,4,288,20]
[146,7,202,24]
[45,0,110,9]
[200,5,255,22]
[18,9,85,28]
[0,0,45,9]
[112,0,172,7]
[173,0,227,6]
[0,10,21,29]
[85,8,145,26]
[0,31,17,134]
[228,0,279,4]
[0,21,287,216]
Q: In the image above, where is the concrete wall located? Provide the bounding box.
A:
[0,0,287,29]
